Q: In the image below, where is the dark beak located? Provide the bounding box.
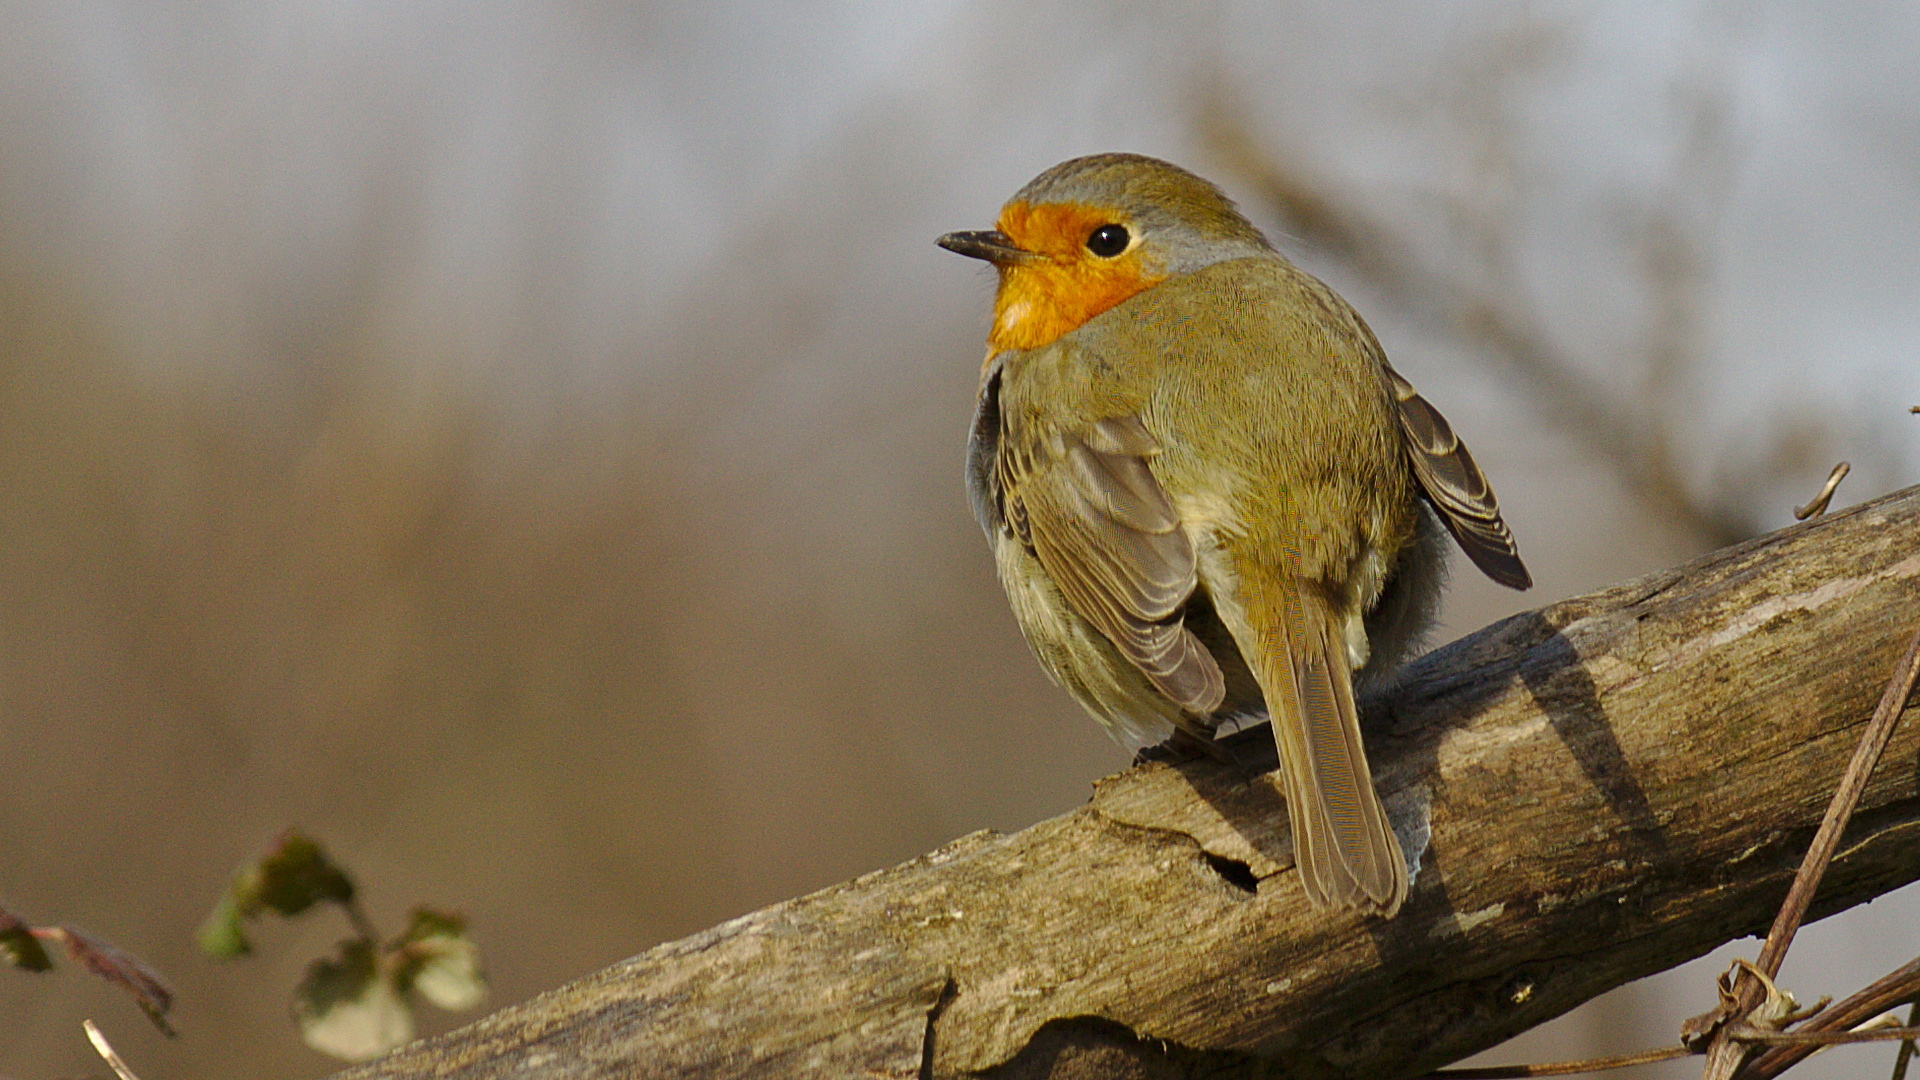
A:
[937,230,1035,265]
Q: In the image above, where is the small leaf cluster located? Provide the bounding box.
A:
[199,828,487,1061]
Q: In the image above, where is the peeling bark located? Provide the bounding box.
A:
[334,485,1920,1080]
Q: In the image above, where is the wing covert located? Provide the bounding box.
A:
[1003,415,1226,714]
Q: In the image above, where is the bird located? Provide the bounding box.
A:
[938,153,1530,917]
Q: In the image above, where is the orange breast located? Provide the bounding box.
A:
[987,201,1166,353]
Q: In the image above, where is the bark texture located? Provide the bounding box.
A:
[336,485,1920,1080]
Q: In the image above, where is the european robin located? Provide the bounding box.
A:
[939,153,1530,917]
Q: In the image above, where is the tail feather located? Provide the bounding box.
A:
[1256,589,1408,915]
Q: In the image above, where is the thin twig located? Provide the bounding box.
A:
[1794,462,1850,520]
[83,1020,145,1080]
[1693,619,1920,1078]
[1732,1022,1920,1046]
[1424,1044,1691,1078]
[1741,953,1920,1079]
[1890,1002,1918,1080]
[341,897,382,947]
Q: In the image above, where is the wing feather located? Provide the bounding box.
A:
[1005,415,1225,714]
[1384,363,1532,590]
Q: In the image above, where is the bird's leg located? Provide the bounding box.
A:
[1135,725,1240,768]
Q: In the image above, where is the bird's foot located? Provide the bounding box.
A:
[1135,727,1237,768]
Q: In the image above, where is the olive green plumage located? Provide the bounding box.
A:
[946,154,1529,917]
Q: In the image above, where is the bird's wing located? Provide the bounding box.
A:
[1382,362,1533,590]
[1001,413,1226,714]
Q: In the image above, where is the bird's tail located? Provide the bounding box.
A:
[1241,577,1408,916]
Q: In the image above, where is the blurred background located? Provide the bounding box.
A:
[2,1,1918,1076]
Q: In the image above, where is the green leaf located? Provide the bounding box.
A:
[391,908,486,1011]
[293,939,414,1062]
[195,892,251,959]
[0,906,51,972]
[409,941,486,1011]
[202,829,358,960]
[250,830,356,916]
[393,907,466,945]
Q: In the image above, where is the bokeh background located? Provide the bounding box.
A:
[3,2,1918,1076]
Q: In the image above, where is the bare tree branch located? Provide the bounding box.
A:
[333,485,1920,1080]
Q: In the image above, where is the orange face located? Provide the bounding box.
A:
[987,201,1166,353]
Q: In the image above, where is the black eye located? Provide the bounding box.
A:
[1086,223,1130,258]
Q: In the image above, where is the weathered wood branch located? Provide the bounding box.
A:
[338,484,1920,1080]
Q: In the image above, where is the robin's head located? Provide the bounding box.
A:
[938,153,1273,352]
